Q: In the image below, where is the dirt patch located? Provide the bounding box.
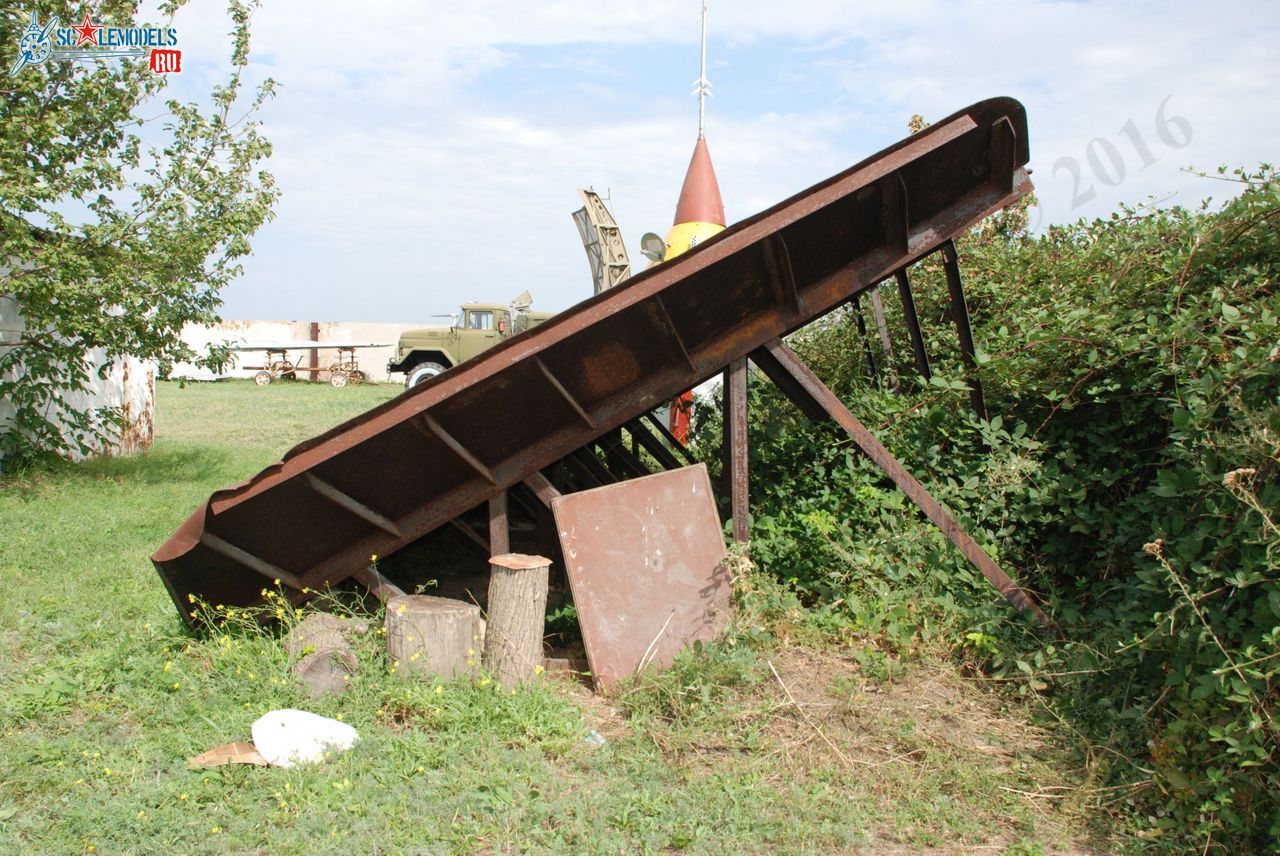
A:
[569,641,1107,855]
[549,670,631,744]
[762,645,1105,853]
[764,646,1048,770]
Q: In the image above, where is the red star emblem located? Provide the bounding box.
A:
[71,13,101,47]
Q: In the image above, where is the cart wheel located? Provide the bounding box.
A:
[254,370,273,386]
[349,370,368,384]
[330,370,348,388]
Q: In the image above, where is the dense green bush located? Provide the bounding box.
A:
[702,166,1279,849]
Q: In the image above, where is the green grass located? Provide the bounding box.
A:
[0,380,1103,853]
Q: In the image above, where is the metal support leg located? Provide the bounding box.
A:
[851,295,879,385]
[941,240,988,421]
[894,269,932,381]
[488,491,509,556]
[642,411,697,466]
[625,419,684,471]
[868,285,900,392]
[724,357,749,544]
[599,430,650,479]
[750,338,1053,630]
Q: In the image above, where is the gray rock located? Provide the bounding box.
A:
[284,613,364,698]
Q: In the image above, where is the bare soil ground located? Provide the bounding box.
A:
[558,644,1107,855]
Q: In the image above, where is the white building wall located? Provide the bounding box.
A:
[174,319,426,384]
[0,295,155,461]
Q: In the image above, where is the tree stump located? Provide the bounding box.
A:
[482,553,550,687]
[384,595,482,680]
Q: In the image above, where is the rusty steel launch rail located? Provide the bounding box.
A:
[154,97,1038,625]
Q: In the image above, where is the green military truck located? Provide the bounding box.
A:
[388,298,554,388]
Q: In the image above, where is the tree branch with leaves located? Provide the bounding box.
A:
[0,0,278,466]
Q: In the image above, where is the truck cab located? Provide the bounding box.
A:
[389,301,554,388]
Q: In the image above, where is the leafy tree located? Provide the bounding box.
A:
[0,0,277,465]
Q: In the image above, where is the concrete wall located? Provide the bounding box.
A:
[173,319,425,384]
[0,295,155,461]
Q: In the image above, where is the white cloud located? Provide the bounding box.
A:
[149,0,1278,321]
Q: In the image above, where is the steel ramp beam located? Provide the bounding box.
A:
[153,97,1034,625]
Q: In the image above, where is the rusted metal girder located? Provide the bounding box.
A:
[625,418,684,471]
[724,358,749,543]
[153,97,1033,624]
[894,269,932,381]
[868,287,899,392]
[641,411,696,466]
[851,294,878,384]
[749,338,1053,628]
[942,239,989,421]
[488,491,509,556]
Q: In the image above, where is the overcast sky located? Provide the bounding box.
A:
[158,1,1279,322]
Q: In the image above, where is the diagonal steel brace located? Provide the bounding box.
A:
[750,338,1054,630]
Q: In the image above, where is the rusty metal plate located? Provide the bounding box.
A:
[153,97,1034,625]
[550,463,731,689]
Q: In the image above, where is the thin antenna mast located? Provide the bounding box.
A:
[693,0,711,138]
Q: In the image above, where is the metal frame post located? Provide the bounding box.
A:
[894,269,932,381]
[488,491,509,556]
[941,240,988,421]
[724,357,749,543]
[851,294,879,385]
[868,286,900,392]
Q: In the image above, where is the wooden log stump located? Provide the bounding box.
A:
[483,553,550,687]
[384,595,482,680]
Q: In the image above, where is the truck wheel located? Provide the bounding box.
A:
[405,362,447,389]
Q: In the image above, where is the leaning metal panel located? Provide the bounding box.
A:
[551,464,731,689]
[153,97,1033,624]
